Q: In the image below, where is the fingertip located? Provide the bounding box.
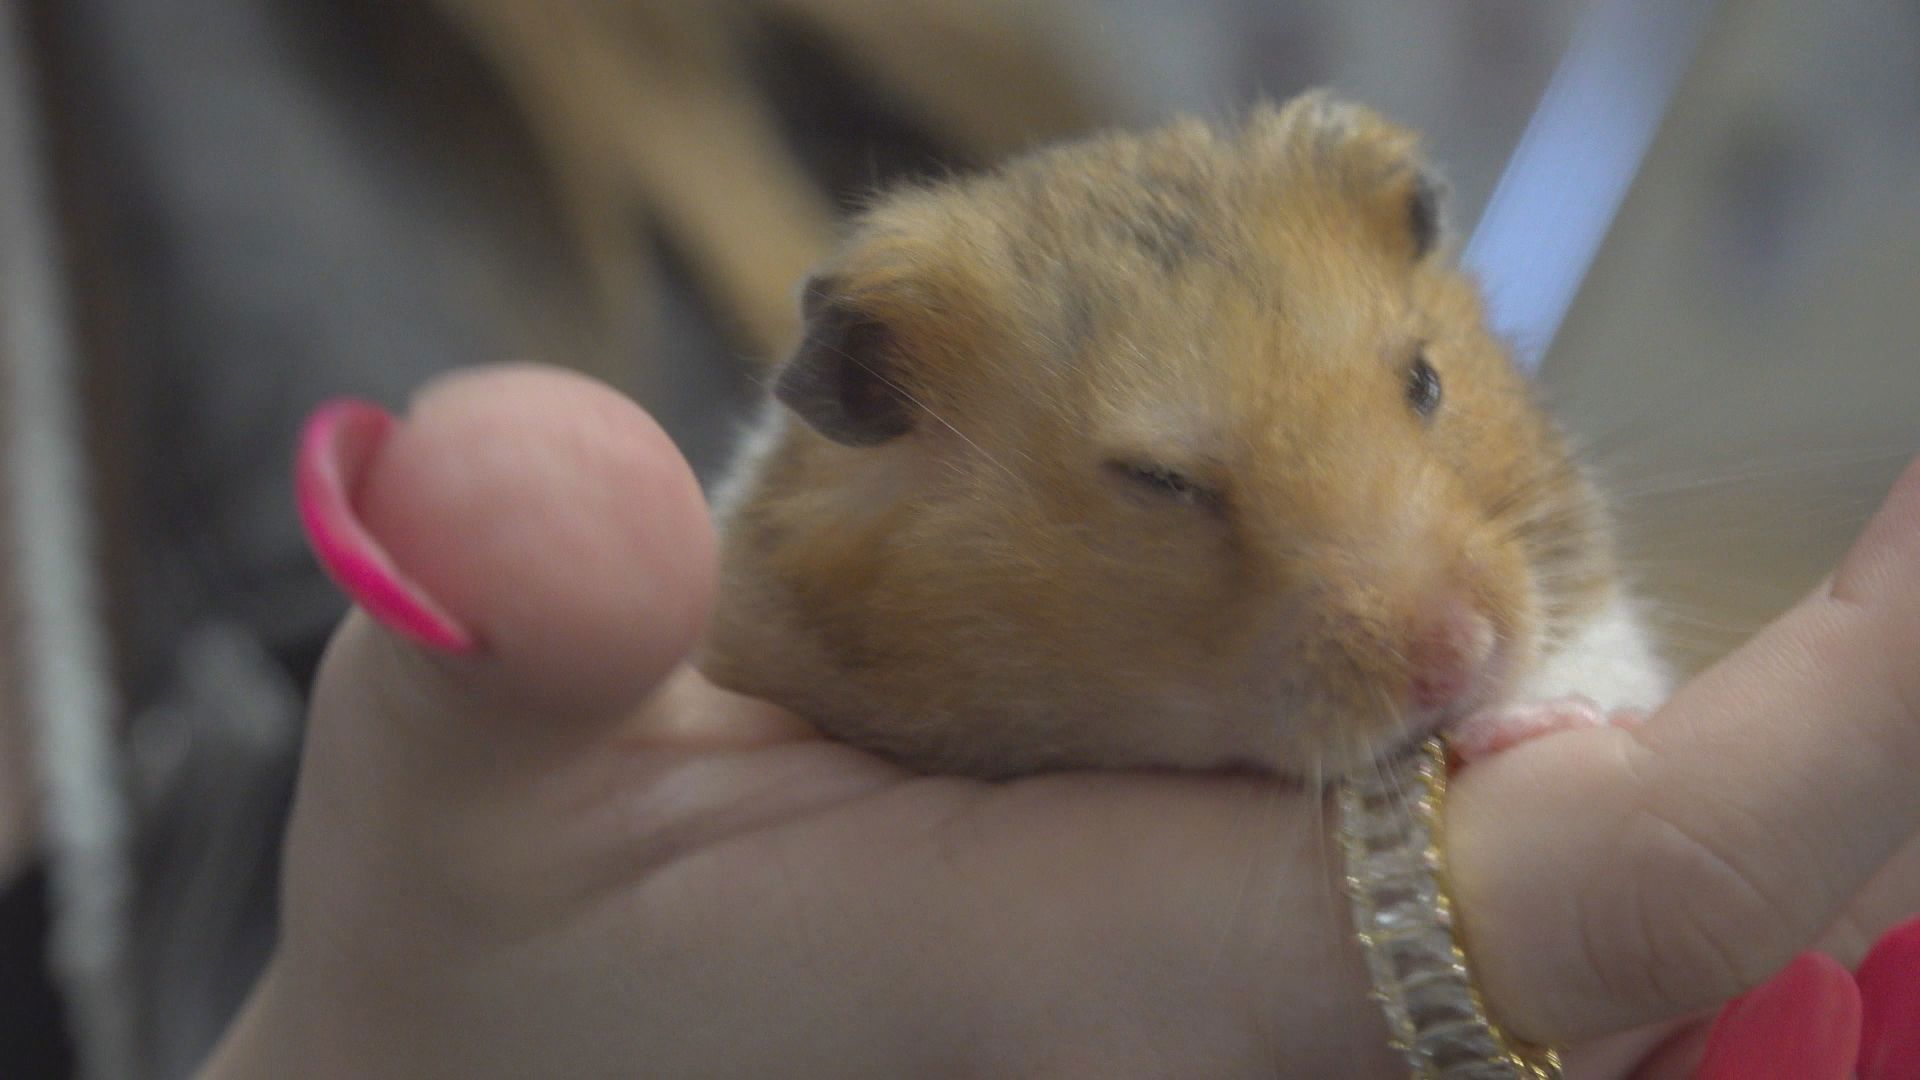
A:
[304,364,716,719]
[1830,453,1920,608]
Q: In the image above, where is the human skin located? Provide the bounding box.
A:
[200,365,1920,1078]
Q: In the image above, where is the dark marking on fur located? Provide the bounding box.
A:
[1123,162,1215,271]
[1118,201,1202,271]
[1409,170,1443,260]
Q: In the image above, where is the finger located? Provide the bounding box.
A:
[1450,455,1920,1039]
[299,364,770,794]
[1819,830,1920,965]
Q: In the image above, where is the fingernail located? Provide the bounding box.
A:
[296,399,477,654]
[1694,951,1861,1080]
[1856,914,1920,1080]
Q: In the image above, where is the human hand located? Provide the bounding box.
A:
[199,366,1920,1077]
[1444,441,1920,1076]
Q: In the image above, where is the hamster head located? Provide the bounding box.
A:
[701,93,1617,780]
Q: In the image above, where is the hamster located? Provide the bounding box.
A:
[697,93,1670,782]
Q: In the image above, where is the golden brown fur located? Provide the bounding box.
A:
[701,94,1618,779]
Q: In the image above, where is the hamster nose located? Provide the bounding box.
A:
[1406,595,1495,711]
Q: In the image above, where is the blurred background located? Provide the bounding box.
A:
[1,1,1914,1076]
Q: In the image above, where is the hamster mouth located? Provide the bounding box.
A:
[1365,688,1492,771]
[1363,628,1518,770]
[1369,716,1449,770]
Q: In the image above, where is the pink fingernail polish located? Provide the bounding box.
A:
[1856,914,1920,1080]
[296,399,477,653]
[1694,951,1860,1080]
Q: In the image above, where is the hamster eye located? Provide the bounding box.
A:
[1405,352,1442,417]
[1106,461,1221,509]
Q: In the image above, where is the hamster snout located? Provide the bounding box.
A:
[1406,595,1499,714]
[1244,529,1524,775]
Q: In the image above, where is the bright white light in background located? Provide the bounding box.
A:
[1464,0,1721,373]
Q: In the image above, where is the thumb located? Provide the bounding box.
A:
[1452,454,1920,1041]
[297,364,717,788]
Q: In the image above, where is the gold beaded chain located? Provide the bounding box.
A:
[1336,738,1562,1080]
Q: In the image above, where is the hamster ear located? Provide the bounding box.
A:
[1265,93,1449,262]
[773,275,916,447]
[1405,169,1445,261]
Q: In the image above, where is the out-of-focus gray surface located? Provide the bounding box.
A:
[1059,0,1585,242]
[1,1,136,1073]
[54,0,602,699]
[1543,0,1920,668]
[43,2,605,1074]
